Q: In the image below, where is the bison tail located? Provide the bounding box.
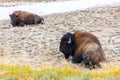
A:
[100,50,106,61]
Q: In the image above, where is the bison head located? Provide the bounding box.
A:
[60,32,75,59]
[9,13,21,27]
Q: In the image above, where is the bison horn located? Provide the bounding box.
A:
[67,37,71,44]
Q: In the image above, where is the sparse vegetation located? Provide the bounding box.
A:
[0,1,120,80]
[0,63,120,80]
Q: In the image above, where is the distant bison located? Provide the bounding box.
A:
[60,31,106,69]
[9,10,44,27]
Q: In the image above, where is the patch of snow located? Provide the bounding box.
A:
[0,0,120,20]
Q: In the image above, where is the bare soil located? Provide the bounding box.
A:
[0,4,120,69]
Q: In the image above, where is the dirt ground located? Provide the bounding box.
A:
[0,4,120,69]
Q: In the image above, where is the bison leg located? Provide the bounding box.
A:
[96,63,102,68]
[34,17,40,24]
[90,64,101,69]
[83,57,95,69]
[40,18,44,24]
[85,62,95,70]
[34,17,44,24]
[84,59,91,68]
[18,22,25,27]
[72,56,82,63]
[11,20,16,27]
[12,23,16,27]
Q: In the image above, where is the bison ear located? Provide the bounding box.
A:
[67,37,71,44]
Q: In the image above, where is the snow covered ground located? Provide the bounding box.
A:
[0,0,120,20]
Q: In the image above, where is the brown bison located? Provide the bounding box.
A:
[60,31,106,69]
[9,10,44,27]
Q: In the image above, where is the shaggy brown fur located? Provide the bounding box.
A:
[73,31,106,69]
[9,10,44,27]
[60,31,106,69]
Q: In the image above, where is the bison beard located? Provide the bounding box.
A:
[9,10,44,27]
[60,31,106,69]
[60,33,75,59]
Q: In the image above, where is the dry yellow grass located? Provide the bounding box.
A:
[0,61,120,80]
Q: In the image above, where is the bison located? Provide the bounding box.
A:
[9,10,44,27]
[60,31,106,69]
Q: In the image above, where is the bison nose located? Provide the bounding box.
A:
[65,54,70,59]
[9,14,11,17]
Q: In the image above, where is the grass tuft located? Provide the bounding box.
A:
[0,62,120,80]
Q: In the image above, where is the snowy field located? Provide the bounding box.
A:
[0,0,120,20]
